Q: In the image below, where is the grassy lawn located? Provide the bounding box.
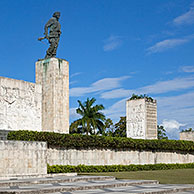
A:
[79,169,194,184]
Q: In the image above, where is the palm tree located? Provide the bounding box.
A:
[70,98,105,135]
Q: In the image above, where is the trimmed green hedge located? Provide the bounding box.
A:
[47,163,194,173]
[7,130,194,152]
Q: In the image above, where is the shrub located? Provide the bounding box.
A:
[7,130,194,152]
[47,163,194,173]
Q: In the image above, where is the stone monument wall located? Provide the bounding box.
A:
[180,131,194,141]
[47,148,194,166]
[0,140,47,178]
[126,98,157,139]
[0,77,42,131]
[1,140,194,178]
[36,58,69,133]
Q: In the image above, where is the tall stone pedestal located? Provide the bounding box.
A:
[126,98,157,139]
[36,58,69,133]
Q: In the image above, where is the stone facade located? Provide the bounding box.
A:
[0,140,47,178]
[36,58,69,133]
[47,148,194,166]
[126,98,157,139]
[180,131,194,141]
[1,140,194,178]
[0,77,42,131]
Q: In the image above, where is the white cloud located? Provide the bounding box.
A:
[70,76,130,97]
[98,76,194,99]
[146,38,189,54]
[138,77,194,94]
[69,108,79,120]
[103,98,127,122]
[157,92,194,125]
[100,89,133,99]
[69,81,78,85]
[162,119,185,130]
[70,72,82,78]
[103,35,122,51]
[181,65,194,73]
[161,119,186,139]
[92,76,129,91]
[173,7,194,25]
[157,91,194,109]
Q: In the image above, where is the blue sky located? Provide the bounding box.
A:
[0,0,194,139]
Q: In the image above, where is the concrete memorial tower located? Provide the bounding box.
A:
[126,97,157,139]
[36,58,69,133]
[37,12,69,133]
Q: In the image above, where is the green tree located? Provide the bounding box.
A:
[130,93,153,102]
[103,118,115,136]
[70,98,105,135]
[181,128,193,132]
[114,116,127,137]
[157,125,168,140]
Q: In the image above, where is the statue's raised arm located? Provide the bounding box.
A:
[38,12,61,59]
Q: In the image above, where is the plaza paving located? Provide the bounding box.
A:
[0,175,194,193]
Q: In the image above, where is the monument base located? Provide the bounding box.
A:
[36,58,69,134]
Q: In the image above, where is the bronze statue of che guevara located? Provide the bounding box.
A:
[38,12,61,59]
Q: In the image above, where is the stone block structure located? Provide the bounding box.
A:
[0,77,42,132]
[0,140,47,178]
[180,131,194,141]
[36,58,69,133]
[126,98,157,139]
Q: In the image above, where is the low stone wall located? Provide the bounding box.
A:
[47,148,194,166]
[2,140,194,178]
[0,140,47,178]
[180,131,194,141]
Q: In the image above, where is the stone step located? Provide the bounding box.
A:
[0,177,159,193]
[0,175,115,187]
[52,184,194,194]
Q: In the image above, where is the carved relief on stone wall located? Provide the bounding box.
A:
[127,100,145,138]
[0,78,42,131]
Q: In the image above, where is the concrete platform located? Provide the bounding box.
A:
[0,175,114,187]
[0,175,158,193]
[0,175,193,193]
[62,184,194,194]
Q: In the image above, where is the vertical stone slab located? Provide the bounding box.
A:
[126,98,157,139]
[36,58,69,133]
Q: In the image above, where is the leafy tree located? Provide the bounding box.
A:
[103,118,115,137]
[181,128,193,132]
[130,93,153,102]
[114,116,127,137]
[70,98,105,135]
[157,125,168,140]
